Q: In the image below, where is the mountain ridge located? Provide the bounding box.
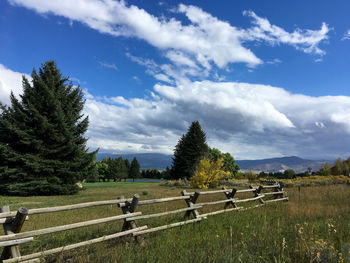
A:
[235,156,329,173]
[96,153,331,173]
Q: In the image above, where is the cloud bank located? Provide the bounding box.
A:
[2,1,347,159]
[83,79,350,159]
[1,62,350,159]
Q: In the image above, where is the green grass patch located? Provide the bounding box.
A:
[1,183,349,262]
[82,181,158,189]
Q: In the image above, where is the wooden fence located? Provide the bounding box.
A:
[0,182,288,263]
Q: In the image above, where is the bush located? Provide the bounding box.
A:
[245,169,257,183]
[190,158,230,189]
[142,190,149,195]
[160,179,190,188]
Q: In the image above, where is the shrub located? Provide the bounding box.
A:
[160,179,190,187]
[142,190,149,195]
[245,169,257,183]
[190,158,230,189]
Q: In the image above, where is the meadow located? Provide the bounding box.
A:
[1,181,350,263]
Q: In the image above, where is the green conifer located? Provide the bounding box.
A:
[0,61,96,195]
[130,157,140,182]
[171,121,208,179]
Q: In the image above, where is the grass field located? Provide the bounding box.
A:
[1,181,350,263]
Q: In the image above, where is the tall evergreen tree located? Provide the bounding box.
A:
[0,61,97,196]
[171,121,208,179]
[124,158,130,174]
[130,157,140,182]
[115,157,128,181]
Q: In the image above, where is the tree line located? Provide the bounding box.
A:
[89,157,141,182]
[254,157,350,179]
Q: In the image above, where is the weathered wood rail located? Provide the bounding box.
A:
[0,181,288,263]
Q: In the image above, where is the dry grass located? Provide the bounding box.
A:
[1,181,350,262]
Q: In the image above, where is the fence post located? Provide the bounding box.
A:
[181,190,200,219]
[277,182,287,200]
[1,206,28,261]
[118,194,139,231]
[222,187,237,209]
[117,195,144,244]
[250,185,264,204]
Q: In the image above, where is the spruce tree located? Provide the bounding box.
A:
[0,61,96,196]
[130,157,140,182]
[115,157,128,181]
[124,158,130,176]
[171,121,208,179]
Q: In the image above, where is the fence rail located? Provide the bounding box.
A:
[1,181,288,263]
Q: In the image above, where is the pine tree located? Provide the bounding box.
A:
[0,61,97,196]
[124,158,130,173]
[130,157,140,182]
[171,121,208,179]
[115,157,128,181]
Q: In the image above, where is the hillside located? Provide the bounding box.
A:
[97,153,329,173]
[236,156,328,173]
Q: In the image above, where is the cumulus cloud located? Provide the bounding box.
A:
[10,0,329,71]
[3,1,342,159]
[1,63,350,159]
[0,64,31,106]
[84,80,350,159]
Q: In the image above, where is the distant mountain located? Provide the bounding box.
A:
[236,156,330,173]
[97,153,172,170]
[96,153,330,173]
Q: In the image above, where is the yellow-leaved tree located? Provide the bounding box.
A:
[190,158,230,189]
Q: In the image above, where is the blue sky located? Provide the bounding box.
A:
[0,0,350,160]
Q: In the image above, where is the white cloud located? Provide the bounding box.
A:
[0,64,31,106]
[84,80,350,159]
[315,121,325,128]
[165,50,198,68]
[98,61,118,71]
[341,29,350,40]
[331,112,350,133]
[132,76,142,85]
[2,63,350,159]
[154,73,173,84]
[3,1,341,159]
[9,0,329,71]
[243,11,330,55]
[266,58,282,65]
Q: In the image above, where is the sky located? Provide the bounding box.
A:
[0,0,350,160]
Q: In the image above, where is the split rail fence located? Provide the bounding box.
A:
[0,182,288,263]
